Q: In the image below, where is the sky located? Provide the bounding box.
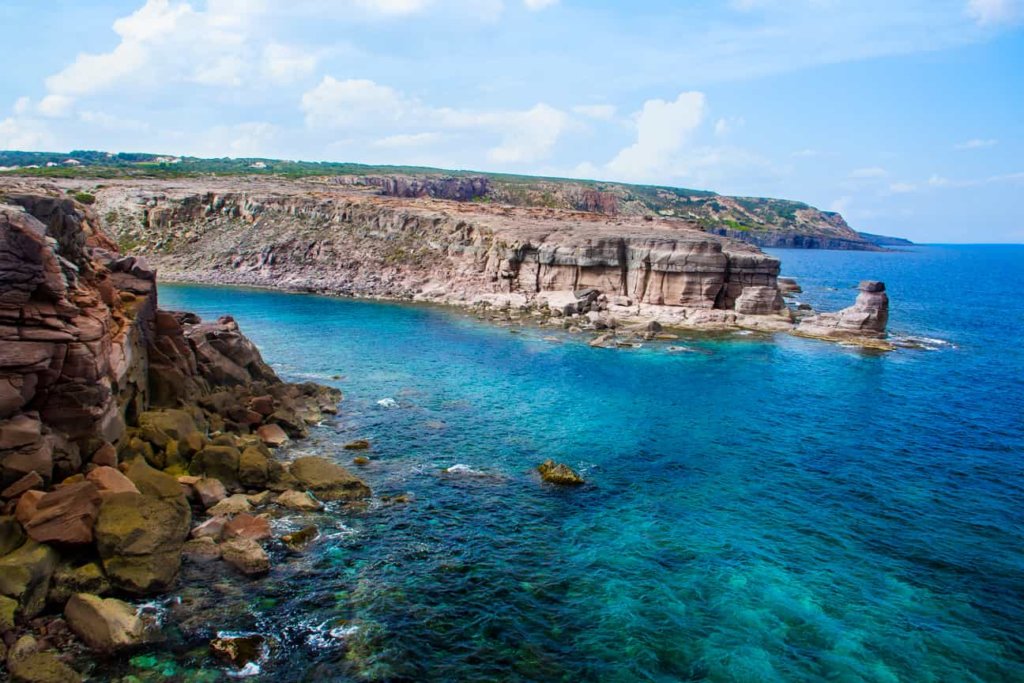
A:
[0,0,1022,242]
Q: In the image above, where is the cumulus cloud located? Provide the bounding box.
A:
[606,91,707,180]
[301,76,569,164]
[966,0,1023,25]
[0,117,55,151]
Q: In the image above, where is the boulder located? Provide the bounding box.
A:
[85,466,138,497]
[182,537,221,563]
[93,492,190,595]
[0,541,59,617]
[537,459,585,486]
[255,424,288,447]
[193,478,227,509]
[210,634,267,668]
[64,593,146,652]
[0,515,26,556]
[275,490,323,511]
[343,439,370,451]
[0,593,16,632]
[206,494,253,516]
[2,472,44,499]
[123,459,188,513]
[14,490,45,526]
[281,526,319,552]
[220,538,270,576]
[8,651,82,683]
[238,447,270,489]
[47,562,109,607]
[24,482,101,544]
[288,456,370,501]
[222,514,271,542]
[189,446,240,489]
[190,516,228,540]
[137,409,197,448]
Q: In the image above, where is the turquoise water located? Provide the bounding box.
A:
[149,245,1023,682]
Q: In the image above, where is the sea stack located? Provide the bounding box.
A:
[795,280,890,346]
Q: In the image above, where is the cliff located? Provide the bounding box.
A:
[0,150,879,251]
[0,177,797,333]
[0,190,367,679]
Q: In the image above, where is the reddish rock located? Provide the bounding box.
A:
[90,442,117,467]
[85,467,139,497]
[15,490,45,526]
[193,478,227,509]
[191,516,228,540]
[256,424,288,448]
[249,395,274,416]
[222,513,272,542]
[1,471,44,499]
[0,414,43,450]
[24,482,102,544]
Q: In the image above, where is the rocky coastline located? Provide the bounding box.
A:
[0,178,892,351]
[0,193,371,680]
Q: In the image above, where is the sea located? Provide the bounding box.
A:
[113,244,1023,682]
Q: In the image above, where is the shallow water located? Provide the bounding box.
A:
[120,245,1023,681]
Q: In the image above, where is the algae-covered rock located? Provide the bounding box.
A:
[343,439,371,451]
[206,494,252,516]
[0,593,17,632]
[238,447,270,489]
[47,562,110,607]
[537,459,585,486]
[93,492,190,595]
[137,410,198,448]
[123,459,189,513]
[64,593,147,652]
[0,515,26,556]
[189,446,241,489]
[210,634,267,668]
[288,456,370,501]
[9,651,82,683]
[0,540,58,617]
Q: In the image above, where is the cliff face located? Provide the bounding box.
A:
[62,178,788,327]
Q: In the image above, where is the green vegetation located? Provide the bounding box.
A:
[72,191,96,205]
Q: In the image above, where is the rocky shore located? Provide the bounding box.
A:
[0,192,370,680]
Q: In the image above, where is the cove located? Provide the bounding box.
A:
[137,245,1024,682]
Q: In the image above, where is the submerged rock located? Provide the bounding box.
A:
[280,525,319,552]
[210,633,267,668]
[537,459,585,486]
[343,439,371,451]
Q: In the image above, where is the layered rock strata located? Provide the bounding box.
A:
[795,281,891,349]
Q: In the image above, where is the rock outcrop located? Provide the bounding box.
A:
[0,189,366,674]
[795,281,891,348]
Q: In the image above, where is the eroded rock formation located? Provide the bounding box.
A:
[795,281,891,348]
[0,191,367,677]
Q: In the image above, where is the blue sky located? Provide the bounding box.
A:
[1,0,1021,242]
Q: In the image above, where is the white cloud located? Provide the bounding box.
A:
[0,117,55,150]
[573,104,617,121]
[262,43,319,84]
[37,94,75,118]
[954,138,997,150]
[79,110,152,133]
[966,0,1023,25]
[373,132,443,148]
[524,0,558,9]
[849,166,888,179]
[302,76,569,164]
[713,116,744,136]
[791,148,820,158]
[352,0,432,15]
[13,97,32,115]
[829,196,853,213]
[606,91,707,180]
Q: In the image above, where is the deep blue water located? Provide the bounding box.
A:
[145,245,1023,682]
